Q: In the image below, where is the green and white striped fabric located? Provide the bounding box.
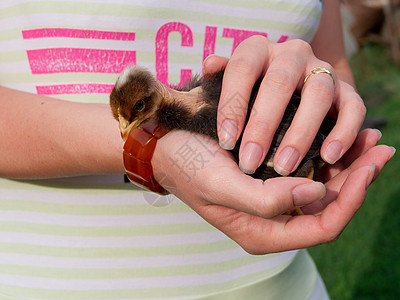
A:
[0,1,328,299]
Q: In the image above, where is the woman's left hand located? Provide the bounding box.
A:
[153,127,394,254]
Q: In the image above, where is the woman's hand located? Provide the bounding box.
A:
[204,36,366,177]
[152,128,394,254]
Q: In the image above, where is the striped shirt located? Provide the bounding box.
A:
[0,0,328,299]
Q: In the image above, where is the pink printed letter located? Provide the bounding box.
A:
[222,28,268,55]
[155,22,193,86]
[203,26,217,62]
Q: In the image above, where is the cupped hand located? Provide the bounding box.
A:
[152,128,394,254]
[203,36,366,177]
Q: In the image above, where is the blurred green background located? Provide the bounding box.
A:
[309,43,400,300]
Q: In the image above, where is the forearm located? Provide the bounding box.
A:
[0,87,124,178]
[311,0,356,88]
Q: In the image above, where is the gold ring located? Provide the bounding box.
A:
[304,67,335,86]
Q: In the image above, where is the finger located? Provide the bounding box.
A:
[198,145,393,254]
[325,145,394,191]
[199,169,326,219]
[272,69,334,175]
[237,43,310,174]
[153,130,326,218]
[200,164,373,254]
[202,55,228,74]
[315,164,373,242]
[273,164,374,251]
[321,83,367,164]
[302,144,395,214]
[340,128,382,166]
[217,35,270,151]
[238,64,303,174]
[319,128,382,182]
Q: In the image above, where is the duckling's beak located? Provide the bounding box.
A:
[119,115,137,142]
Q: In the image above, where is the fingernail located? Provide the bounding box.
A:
[239,142,263,174]
[374,129,382,140]
[219,119,237,150]
[366,164,376,188]
[324,141,343,164]
[202,54,216,68]
[292,182,326,207]
[389,146,396,160]
[274,147,300,176]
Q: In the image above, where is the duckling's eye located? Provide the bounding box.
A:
[134,99,146,112]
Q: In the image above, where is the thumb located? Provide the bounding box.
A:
[199,169,326,218]
[203,55,229,74]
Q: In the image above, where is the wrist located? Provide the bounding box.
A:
[122,119,169,194]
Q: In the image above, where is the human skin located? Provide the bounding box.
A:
[0,0,395,254]
[216,0,366,177]
[0,85,394,255]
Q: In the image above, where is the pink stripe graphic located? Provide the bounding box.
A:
[36,83,114,95]
[27,48,136,74]
[22,28,135,41]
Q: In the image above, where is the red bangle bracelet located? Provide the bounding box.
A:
[123,119,169,195]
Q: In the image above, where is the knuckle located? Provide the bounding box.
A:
[305,80,334,101]
[354,98,367,117]
[242,244,269,255]
[323,231,341,244]
[246,115,270,131]
[230,225,265,255]
[287,39,313,54]
[267,69,295,91]
[246,34,269,45]
[320,222,343,244]
[255,192,285,218]
[229,56,258,75]
[242,124,275,153]
[315,61,334,72]
[219,93,249,121]
[349,100,367,138]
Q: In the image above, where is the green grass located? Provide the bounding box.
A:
[308,43,400,300]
